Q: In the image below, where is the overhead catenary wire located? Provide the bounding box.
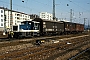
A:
[0,0,90,14]
[0,0,90,22]
[0,0,40,14]
[67,0,90,12]
[0,0,70,17]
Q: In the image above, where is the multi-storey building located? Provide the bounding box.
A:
[5,9,31,28]
[0,7,38,31]
[40,12,53,20]
[30,14,39,19]
[0,7,4,31]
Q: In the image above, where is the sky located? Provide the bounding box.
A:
[0,0,90,25]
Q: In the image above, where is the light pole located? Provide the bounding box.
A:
[10,0,12,31]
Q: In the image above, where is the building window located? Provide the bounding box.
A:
[1,10,3,13]
[17,17,20,19]
[15,17,17,19]
[1,15,3,17]
[28,16,29,18]
[25,16,27,18]
[1,19,3,22]
[17,14,20,16]
[21,15,22,17]
[15,14,16,16]
[1,23,3,26]
[15,23,16,25]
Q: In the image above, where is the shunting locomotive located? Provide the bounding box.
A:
[12,21,40,38]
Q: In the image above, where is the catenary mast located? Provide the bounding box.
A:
[10,0,12,31]
[53,0,56,21]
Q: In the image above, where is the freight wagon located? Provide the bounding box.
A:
[33,18,84,35]
[75,23,84,33]
[63,21,76,34]
[33,18,64,36]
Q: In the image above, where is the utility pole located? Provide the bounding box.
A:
[70,9,72,22]
[84,18,85,27]
[53,0,55,21]
[88,20,89,30]
[10,0,12,31]
[84,18,87,30]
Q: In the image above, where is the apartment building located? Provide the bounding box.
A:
[40,12,53,20]
[0,7,33,31]
[30,14,39,19]
[0,7,4,31]
[5,9,31,28]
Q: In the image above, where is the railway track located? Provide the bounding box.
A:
[0,34,90,60]
[54,39,90,60]
[0,33,88,48]
[69,48,90,60]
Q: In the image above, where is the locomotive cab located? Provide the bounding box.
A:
[32,21,40,36]
[12,21,40,38]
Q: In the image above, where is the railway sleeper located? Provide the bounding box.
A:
[0,47,44,59]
